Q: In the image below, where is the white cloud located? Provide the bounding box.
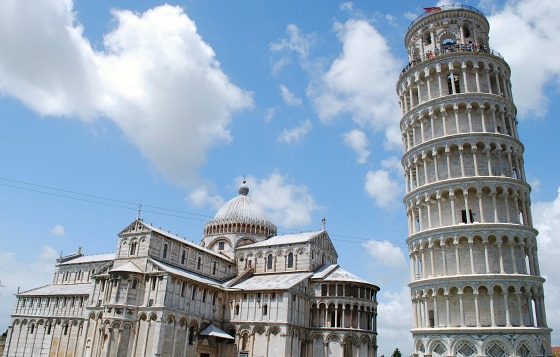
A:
[362,240,407,269]
[243,172,321,228]
[377,287,414,357]
[279,84,302,106]
[277,120,312,144]
[529,176,541,193]
[340,2,353,11]
[343,129,370,164]
[404,12,418,21]
[381,155,404,175]
[532,187,560,345]
[0,2,252,186]
[436,0,452,6]
[364,169,401,207]
[269,24,315,74]
[488,0,560,118]
[309,19,401,148]
[188,186,224,210]
[264,107,278,123]
[51,224,65,236]
[0,246,59,330]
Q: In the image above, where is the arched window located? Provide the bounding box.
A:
[188,326,195,345]
[235,304,240,315]
[30,324,35,334]
[242,334,248,350]
[447,73,460,94]
[212,261,217,275]
[197,256,202,270]
[181,250,186,264]
[263,304,268,315]
[267,254,273,270]
[129,242,137,256]
[163,243,168,259]
[287,252,294,268]
[131,279,138,290]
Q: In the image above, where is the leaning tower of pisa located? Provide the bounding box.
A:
[398,5,552,357]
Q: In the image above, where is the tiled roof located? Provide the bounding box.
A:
[149,259,225,288]
[322,266,370,284]
[240,231,322,248]
[59,253,115,265]
[110,261,143,273]
[200,324,234,340]
[311,264,339,279]
[229,272,312,290]
[19,283,91,296]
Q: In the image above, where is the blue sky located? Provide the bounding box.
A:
[1,0,560,355]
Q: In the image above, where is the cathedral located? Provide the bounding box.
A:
[2,181,379,357]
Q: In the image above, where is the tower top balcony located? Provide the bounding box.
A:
[407,4,485,30]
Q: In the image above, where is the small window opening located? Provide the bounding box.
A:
[287,252,294,268]
[461,209,474,224]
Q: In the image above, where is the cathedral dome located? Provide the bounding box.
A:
[203,181,277,238]
[213,182,268,222]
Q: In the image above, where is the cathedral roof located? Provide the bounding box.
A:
[149,258,226,287]
[239,230,322,248]
[18,283,91,296]
[110,261,142,273]
[59,253,115,265]
[229,272,312,290]
[200,324,235,340]
[312,265,371,284]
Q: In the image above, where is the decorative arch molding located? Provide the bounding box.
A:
[451,336,480,357]
[482,336,512,357]
[427,338,449,357]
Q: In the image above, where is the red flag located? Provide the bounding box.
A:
[423,7,442,14]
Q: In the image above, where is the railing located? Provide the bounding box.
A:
[408,4,484,29]
[400,45,504,78]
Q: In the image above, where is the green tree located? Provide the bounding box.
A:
[391,348,402,357]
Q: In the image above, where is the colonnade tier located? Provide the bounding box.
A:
[407,230,542,280]
[309,303,377,332]
[402,137,527,195]
[397,54,512,117]
[406,223,537,248]
[409,280,547,330]
[401,98,519,156]
[203,219,277,238]
[404,180,534,236]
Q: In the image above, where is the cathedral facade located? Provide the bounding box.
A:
[3,182,379,357]
[398,5,552,357]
